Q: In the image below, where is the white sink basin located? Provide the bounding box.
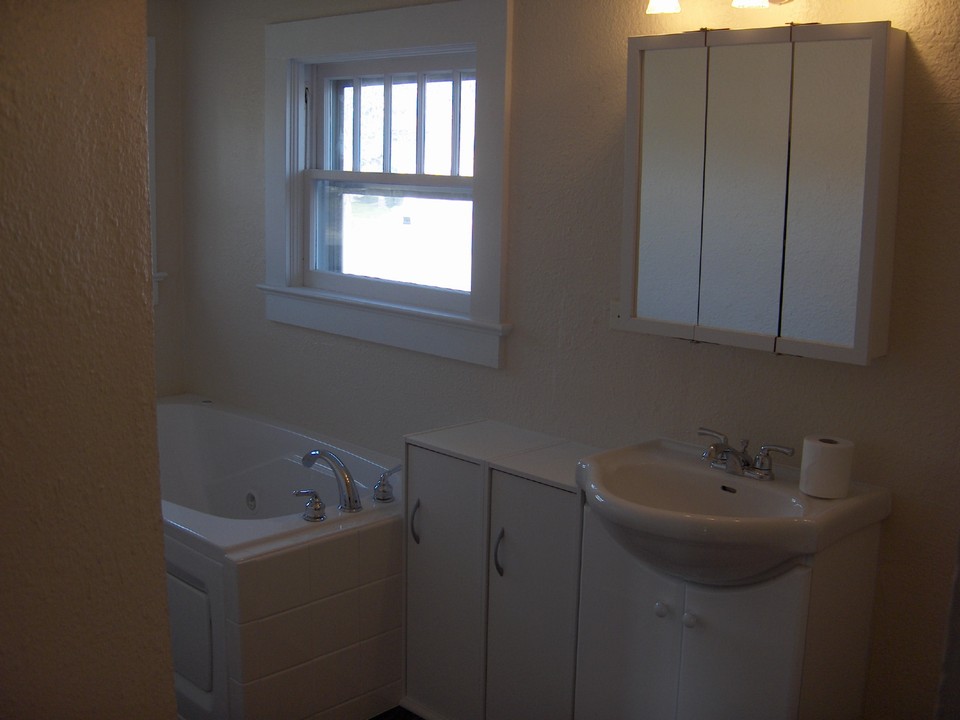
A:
[577,439,891,585]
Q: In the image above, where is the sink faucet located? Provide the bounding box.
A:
[698,428,794,480]
[302,449,362,512]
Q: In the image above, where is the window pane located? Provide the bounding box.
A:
[315,181,472,292]
[459,72,476,177]
[333,80,354,171]
[391,74,417,174]
[359,78,384,172]
[423,73,453,175]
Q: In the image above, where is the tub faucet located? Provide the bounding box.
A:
[302,450,362,513]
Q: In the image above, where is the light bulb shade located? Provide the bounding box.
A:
[646,0,681,13]
[732,0,769,6]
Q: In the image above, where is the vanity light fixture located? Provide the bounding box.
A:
[732,0,793,6]
[648,0,791,13]
[646,0,682,14]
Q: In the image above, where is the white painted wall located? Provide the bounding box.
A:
[153,0,960,716]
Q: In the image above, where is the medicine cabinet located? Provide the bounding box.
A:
[612,22,905,364]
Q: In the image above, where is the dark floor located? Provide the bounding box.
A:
[369,708,423,720]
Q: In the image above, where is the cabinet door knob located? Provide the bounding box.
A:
[654,601,669,618]
[682,612,698,628]
[410,498,421,545]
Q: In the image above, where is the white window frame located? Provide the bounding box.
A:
[304,52,476,314]
[262,1,512,368]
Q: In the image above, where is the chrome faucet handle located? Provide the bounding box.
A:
[293,489,326,521]
[748,444,795,481]
[698,427,729,446]
[698,428,729,462]
[374,464,401,503]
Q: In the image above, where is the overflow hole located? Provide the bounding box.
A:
[721,485,737,494]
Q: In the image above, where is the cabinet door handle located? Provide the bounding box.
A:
[410,499,421,545]
[682,612,698,628]
[493,527,505,576]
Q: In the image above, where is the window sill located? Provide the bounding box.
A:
[258,284,510,368]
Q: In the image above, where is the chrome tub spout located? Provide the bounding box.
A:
[302,449,362,513]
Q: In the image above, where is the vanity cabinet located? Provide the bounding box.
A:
[403,422,594,720]
[614,22,905,364]
[576,506,883,720]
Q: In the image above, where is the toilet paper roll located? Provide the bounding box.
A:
[800,435,854,499]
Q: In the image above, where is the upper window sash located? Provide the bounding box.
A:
[309,52,476,178]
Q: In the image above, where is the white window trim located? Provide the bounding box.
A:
[262,0,512,368]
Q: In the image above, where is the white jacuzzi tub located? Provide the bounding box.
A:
[158,395,404,719]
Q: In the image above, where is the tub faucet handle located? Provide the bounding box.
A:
[292,489,326,522]
[374,465,401,503]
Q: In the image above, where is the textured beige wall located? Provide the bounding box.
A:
[0,1,176,717]
[150,0,187,396]
[157,0,960,716]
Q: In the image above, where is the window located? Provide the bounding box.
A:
[305,54,476,313]
[263,1,512,367]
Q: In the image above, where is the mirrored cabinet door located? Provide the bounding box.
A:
[634,42,706,331]
[780,35,876,351]
[698,32,792,347]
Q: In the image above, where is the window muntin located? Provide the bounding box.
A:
[306,54,476,301]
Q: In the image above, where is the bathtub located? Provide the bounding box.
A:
[158,396,404,720]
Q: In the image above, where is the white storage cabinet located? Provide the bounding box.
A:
[403,422,594,720]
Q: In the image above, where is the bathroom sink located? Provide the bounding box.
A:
[577,439,891,585]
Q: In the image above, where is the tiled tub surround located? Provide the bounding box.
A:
[159,396,404,720]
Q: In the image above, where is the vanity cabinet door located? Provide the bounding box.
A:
[676,566,811,720]
[577,507,812,720]
[575,507,685,719]
[485,471,582,720]
[405,445,485,720]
